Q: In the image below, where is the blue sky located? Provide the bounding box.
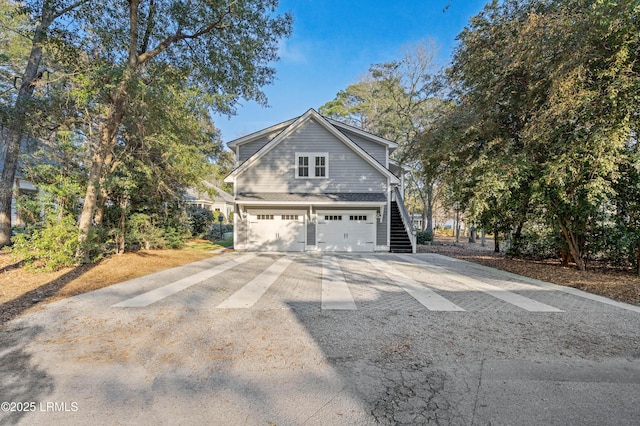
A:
[214,0,488,142]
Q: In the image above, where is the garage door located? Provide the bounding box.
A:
[317,210,375,252]
[247,210,306,252]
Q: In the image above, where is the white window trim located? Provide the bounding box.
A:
[295,152,329,179]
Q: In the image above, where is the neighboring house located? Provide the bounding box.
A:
[10,176,38,228]
[184,182,234,221]
[1,134,40,228]
[411,214,423,231]
[224,108,415,253]
[2,133,45,228]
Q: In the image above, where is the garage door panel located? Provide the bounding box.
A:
[317,210,375,252]
[248,210,305,252]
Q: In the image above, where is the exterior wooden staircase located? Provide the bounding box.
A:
[390,198,415,253]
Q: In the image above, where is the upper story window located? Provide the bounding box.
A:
[296,152,328,178]
[298,156,309,177]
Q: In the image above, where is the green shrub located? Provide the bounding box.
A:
[506,228,558,260]
[416,230,433,244]
[163,226,189,249]
[15,193,42,229]
[590,223,640,267]
[11,214,79,271]
[187,206,214,237]
[127,213,166,249]
[125,214,190,250]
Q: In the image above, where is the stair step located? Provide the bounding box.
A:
[389,201,414,253]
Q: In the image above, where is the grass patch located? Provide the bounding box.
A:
[212,236,233,248]
[183,239,226,252]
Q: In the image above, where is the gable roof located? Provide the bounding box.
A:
[224,109,400,184]
[325,117,398,151]
[185,182,234,204]
[226,117,297,149]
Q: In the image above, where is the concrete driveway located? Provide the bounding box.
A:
[1,252,639,425]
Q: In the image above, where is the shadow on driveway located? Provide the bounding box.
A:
[0,264,97,326]
[0,325,54,425]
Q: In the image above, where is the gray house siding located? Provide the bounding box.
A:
[238,135,272,163]
[338,131,388,166]
[236,119,388,194]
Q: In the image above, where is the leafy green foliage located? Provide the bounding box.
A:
[187,206,214,237]
[126,213,164,250]
[80,0,293,115]
[11,213,78,271]
[125,212,191,250]
[3,0,289,261]
[434,0,640,270]
[506,226,559,261]
[416,230,433,245]
[73,0,292,260]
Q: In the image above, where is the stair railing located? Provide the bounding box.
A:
[393,186,416,253]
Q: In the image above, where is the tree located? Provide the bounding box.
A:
[444,0,639,270]
[608,137,640,274]
[74,0,292,261]
[100,76,223,254]
[0,0,86,247]
[320,40,444,229]
[319,76,396,137]
[369,40,442,150]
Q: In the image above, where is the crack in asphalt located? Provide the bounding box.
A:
[470,358,485,426]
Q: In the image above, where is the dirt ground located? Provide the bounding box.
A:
[1,237,639,326]
[0,241,224,325]
[419,235,640,307]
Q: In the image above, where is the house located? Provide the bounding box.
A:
[9,176,38,228]
[224,108,415,253]
[184,182,234,221]
[412,214,423,231]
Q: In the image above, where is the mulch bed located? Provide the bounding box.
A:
[419,240,640,306]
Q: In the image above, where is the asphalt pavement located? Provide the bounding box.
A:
[1,252,639,425]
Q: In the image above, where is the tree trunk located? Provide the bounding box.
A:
[0,0,82,245]
[494,229,500,252]
[93,152,114,226]
[425,182,434,232]
[76,102,125,262]
[513,220,524,245]
[76,0,139,262]
[0,40,46,247]
[116,196,128,254]
[93,186,107,226]
[559,220,586,271]
[0,132,21,246]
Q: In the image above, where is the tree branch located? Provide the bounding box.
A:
[51,0,87,21]
[139,0,156,54]
[137,4,234,65]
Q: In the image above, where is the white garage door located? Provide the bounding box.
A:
[317,210,376,252]
[247,210,306,252]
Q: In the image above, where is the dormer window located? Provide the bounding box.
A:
[296,153,328,178]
